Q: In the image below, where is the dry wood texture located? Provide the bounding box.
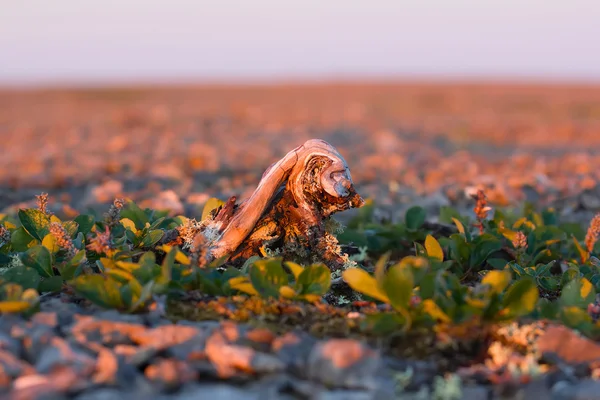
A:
[193,139,364,271]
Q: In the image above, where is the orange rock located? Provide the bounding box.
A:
[320,339,375,369]
[536,325,600,364]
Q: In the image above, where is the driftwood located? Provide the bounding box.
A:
[191,139,364,272]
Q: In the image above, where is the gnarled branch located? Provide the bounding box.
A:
[200,139,364,271]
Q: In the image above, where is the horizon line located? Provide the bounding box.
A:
[2,73,600,91]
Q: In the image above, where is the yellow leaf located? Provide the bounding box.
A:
[284,261,304,281]
[425,235,444,261]
[175,252,190,265]
[159,245,173,254]
[451,218,465,234]
[21,289,40,303]
[279,285,297,299]
[228,276,259,296]
[99,258,117,270]
[115,261,141,272]
[0,301,31,313]
[50,215,62,224]
[500,228,519,243]
[423,299,451,323]
[573,236,589,264]
[42,234,59,253]
[513,217,535,230]
[202,198,225,221]
[342,268,390,303]
[107,269,136,283]
[2,221,16,229]
[466,297,489,309]
[301,294,322,303]
[581,278,593,299]
[120,218,137,233]
[481,270,511,295]
[374,252,391,288]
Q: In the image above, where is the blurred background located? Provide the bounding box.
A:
[1,0,600,223]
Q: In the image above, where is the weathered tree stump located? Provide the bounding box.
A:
[193,139,364,272]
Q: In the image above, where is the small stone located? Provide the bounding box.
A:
[145,358,198,391]
[89,180,124,204]
[272,331,317,376]
[168,383,261,400]
[581,186,600,210]
[130,325,200,350]
[553,379,600,400]
[0,331,21,356]
[20,325,56,364]
[205,328,254,378]
[30,312,58,328]
[35,337,95,376]
[140,190,184,215]
[75,388,126,400]
[166,335,208,361]
[461,385,491,400]
[537,325,600,364]
[92,348,119,385]
[11,374,60,400]
[307,338,382,390]
[0,350,35,388]
[69,316,147,351]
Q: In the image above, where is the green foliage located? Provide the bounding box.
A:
[229,258,331,302]
[2,197,600,341]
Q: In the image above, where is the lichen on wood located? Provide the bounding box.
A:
[187,139,364,271]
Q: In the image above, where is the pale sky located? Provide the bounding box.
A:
[1,0,599,86]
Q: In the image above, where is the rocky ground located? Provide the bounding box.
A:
[3,293,600,400]
[2,82,600,399]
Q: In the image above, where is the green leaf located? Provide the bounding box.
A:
[38,276,63,293]
[405,206,426,230]
[1,265,41,290]
[130,281,155,312]
[141,230,164,248]
[249,259,289,298]
[469,235,503,268]
[342,268,390,303]
[537,276,560,292]
[487,258,509,270]
[425,235,444,261]
[160,247,177,283]
[201,198,225,221]
[20,246,53,277]
[382,264,414,311]
[374,252,391,289]
[120,201,150,230]
[70,275,124,309]
[74,215,95,236]
[18,209,50,241]
[481,270,511,295]
[296,264,331,295]
[10,227,36,251]
[561,278,596,308]
[502,278,538,317]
